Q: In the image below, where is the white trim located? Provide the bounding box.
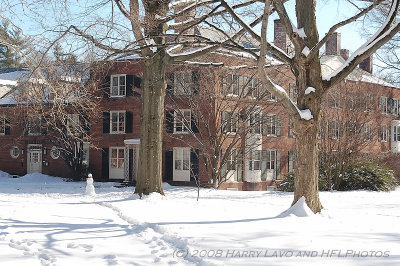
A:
[27,144,42,174]
[10,146,20,159]
[124,138,140,145]
[110,74,126,97]
[110,110,126,134]
[109,146,125,179]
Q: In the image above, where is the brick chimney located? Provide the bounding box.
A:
[359,56,373,74]
[326,32,341,55]
[340,49,349,60]
[274,19,291,53]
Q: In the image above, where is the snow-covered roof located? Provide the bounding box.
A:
[321,55,394,88]
[124,138,140,145]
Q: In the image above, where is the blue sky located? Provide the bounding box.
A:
[7,0,369,55]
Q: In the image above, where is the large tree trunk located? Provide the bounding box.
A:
[135,52,168,196]
[293,119,323,213]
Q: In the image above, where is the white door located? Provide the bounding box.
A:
[27,145,42,174]
[109,147,125,179]
[173,147,190,181]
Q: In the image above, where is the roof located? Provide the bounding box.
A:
[321,55,394,88]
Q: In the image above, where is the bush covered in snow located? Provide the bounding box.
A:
[339,161,398,192]
[278,171,330,192]
[277,172,295,192]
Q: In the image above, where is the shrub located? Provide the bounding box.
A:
[277,172,295,192]
[339,161,398,191]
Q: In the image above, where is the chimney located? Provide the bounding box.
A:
[274,19,290,53]
[340,49,349,60]
[326,32,341,55]
[359,56,373,74]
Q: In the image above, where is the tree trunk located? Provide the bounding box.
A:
[135,52,168,196]
[293,119,323,213]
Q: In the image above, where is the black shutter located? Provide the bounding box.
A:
[166,73,174,94]
[5,118,10,135]
[101,148,109,180]
[166,110,174,133]
[165,150,173,181]
[103,112,110,133]
[126,111,133,133]
[104,76,110,98]
[192,70,200,94]
[134,76,142,88]
[190,149,199,182]
[191,112,199,133]
[41,117,47,135]
[126,75,134,96]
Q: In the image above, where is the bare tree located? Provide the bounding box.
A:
[319,85,380,190]
[215,0,400,212]
[16,55,100,180]
[165,59,287,189]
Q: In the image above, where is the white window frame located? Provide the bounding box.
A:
[249,108,262,134]
[328,120,342,139]
[223,74,239,96]
[394,125,400,142]
[28,115,42,136]
[264,114,277,136]
[110,111,126,134]
[50,146,60,159]
[379,125,389,142]
[174,72,192,95]
[110,147,125,170]
[288,150,295,173]
[249,150,261,171]
[362,123,373,141]
[67,114,80,135]
[110,74,126,97]
[264,150,276,170]
[174,109,191,134]
[0,117,5,135]
[10,146,20,159]
[380,96,389,114]
[174,147,190,171]
[223,111,239,134]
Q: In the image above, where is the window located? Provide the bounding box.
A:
[174,72,192,95]
[27,116,42,136]
[223,74,239,96]
[110,74,126,97]
[50,146,60,159]
[362,123,373,141]
[110,111,126,134]
[263,114,281,136]
[223,111,239,133]
[226,149,240,171]
[249,150,261,171]
[289,83,298,102]
[328,90,342,109]
[10,146,20,159]
[263,150,276,170]
[110,147,125,169]
[328,120,342,139]
[0,117,5,135]
[174,110,191,133]
[379,125,389,142]
[393,125,400,142]
[174,148,190,170]
[288,150,295,173]
[67,114,80,135]
[249,109,262,134]
[345,121,361,135]
[363,94,374,112]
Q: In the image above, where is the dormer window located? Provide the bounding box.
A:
[111,74,126,97]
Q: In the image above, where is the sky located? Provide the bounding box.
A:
[4,0,372,57]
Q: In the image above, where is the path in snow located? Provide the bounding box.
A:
[0,194,188,266]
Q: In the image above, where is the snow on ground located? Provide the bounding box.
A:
[0,172,399,266]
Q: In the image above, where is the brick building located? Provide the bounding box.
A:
[1,21,400,190]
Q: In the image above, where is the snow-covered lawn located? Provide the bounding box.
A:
[0,171,399,266]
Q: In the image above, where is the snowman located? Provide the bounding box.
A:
[85,173,96,196]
